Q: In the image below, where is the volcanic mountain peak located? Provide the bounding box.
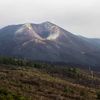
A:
[46,26,60,40]
[15,23,33,33]
[42,21,57,30]
[15,22,61,41]
[39,21,61,40]
[42,21,54,25]
[1,21,100,69]
[15,23,43,41]
[24,23,33,30]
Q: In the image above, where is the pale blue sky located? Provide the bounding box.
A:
[0,0,100,38]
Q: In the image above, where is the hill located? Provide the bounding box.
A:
[0,57,100,100]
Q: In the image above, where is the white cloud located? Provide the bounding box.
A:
[0,0,100,38]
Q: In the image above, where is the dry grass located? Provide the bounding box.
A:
[0,65,98,100]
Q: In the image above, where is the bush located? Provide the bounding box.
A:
[80,90,89,99]
[64,87,74,94]
[96,91,100,99]
[0,88,28,100]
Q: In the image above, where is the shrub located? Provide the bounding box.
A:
[0,88,28,100]
[64,87,74,94]
[80,90,89,99]
[96,91,100,99]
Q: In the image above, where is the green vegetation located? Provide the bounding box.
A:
[96,91,100,99]
[0,88,27,100]
[63,87,74,94]
[0,56,100,100]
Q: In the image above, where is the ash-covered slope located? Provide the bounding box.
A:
[0,21,100,68]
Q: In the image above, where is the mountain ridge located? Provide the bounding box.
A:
[0,21,100,70]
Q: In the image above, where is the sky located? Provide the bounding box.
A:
[0,0,100,38]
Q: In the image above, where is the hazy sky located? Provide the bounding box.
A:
[0,0,100,38]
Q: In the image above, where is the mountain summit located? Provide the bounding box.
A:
[14,21,62,41]
[0,21,100,69]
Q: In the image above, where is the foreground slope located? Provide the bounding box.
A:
[0,65,97,100]
[0,57,100,100]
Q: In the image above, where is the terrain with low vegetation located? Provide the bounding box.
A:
[0,57,100,100]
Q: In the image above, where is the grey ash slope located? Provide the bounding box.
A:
[0,21,100,68]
